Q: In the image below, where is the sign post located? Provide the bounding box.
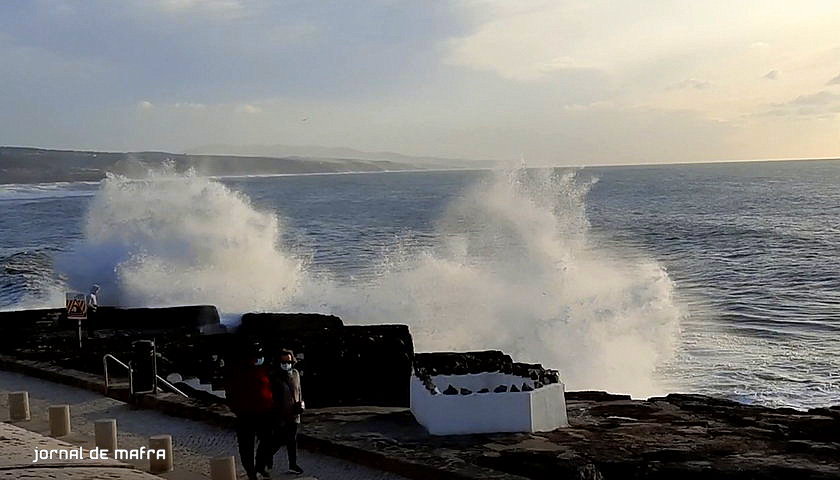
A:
[65,292,87,348]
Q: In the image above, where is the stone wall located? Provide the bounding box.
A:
[225,313,414,407]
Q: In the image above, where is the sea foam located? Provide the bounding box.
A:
[59,166,682,397]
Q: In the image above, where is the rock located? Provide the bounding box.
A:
[238,312,344,332]
[460,388,472,395]
[522,383,533,392]
[494,385,508,393]
[222,321,414,408]
[443,385,459,395]
[414,351,513,375]
[510,385,520,392]
[477,388,489,394]
[566,391,632,401]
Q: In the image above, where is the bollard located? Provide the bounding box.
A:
[149,434,173,474]
[94,419,118,452]
[8,392,30,421]
[209,456,237,480]
[48,405,71,437]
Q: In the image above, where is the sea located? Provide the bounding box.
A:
[1,160,838,409]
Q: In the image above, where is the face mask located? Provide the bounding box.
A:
[280,362,292,371]
[254,357,265,366]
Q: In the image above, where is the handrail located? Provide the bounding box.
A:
[103,354,131,392]
[156,375,189,398]
[103,354,189,398]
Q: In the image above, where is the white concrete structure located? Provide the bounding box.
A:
[410,372,568,436]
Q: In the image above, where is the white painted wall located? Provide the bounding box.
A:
[410,372,568,436]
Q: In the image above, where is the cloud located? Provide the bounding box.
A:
[174,102,206,109]
[828,73,840,86]
[668,78,712,90]
[791,91,840,106]
[235,104,262,114]
[153,0,244,16]
[761,90,840,117]
[763,70,779,80]
[3,0,840,162]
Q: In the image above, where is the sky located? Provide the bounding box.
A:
[1,0,839,165]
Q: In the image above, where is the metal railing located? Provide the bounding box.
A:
[103,354,189,398]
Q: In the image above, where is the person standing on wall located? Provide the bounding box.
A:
[224,340,275,480]
[84,284,100,335]
[268,349,305,475]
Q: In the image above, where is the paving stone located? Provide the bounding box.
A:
[1,370,408,480]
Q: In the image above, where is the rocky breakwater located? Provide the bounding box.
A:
[0,305,220,376]
[0,307,415,408]
[231,313,414,407]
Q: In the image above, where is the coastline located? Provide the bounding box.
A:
[2,355,838,479]
[0,305,838,479]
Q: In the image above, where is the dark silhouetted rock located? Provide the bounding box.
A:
[510,384,520,392]
[238,312,344,333]
[414,351,512,375]
[443,385,458,395]
[522,383,533,392]
[566,391,632,401]
[494,385,508,393]
[477,388,489,393]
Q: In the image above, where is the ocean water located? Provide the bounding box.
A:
[1,161,838,409]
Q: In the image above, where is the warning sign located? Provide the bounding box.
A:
[66,292,87,320]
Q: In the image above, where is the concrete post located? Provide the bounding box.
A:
[48,405,71,436]
[94,419,117,452]
[8,392,30,421]
[149,434,174,473]
[209,456,237,480]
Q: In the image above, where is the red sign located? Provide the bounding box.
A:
[66,293,87,320]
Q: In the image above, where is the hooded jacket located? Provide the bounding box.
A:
[225,360,274,415]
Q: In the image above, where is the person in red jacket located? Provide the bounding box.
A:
[225,340,274,480]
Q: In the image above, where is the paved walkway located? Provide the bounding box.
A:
[0,369,410,480]
[0,421,161,479]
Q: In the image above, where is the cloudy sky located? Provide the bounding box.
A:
[1,0,838,164]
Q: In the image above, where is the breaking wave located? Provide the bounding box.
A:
[295,169,682,396]
[58,167,304,313]
[59,166,682,397]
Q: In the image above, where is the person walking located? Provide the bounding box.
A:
[224,340,275,480]
[268,349,304,475]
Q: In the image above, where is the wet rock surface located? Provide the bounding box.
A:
[300,392,840,480]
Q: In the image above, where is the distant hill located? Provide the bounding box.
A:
[186,144,494,170]
[0,146,434,184]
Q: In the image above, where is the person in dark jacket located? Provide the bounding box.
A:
[225,341,274,480]
[268,349,304,475]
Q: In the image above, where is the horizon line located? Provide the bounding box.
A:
[1,144,838,169]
